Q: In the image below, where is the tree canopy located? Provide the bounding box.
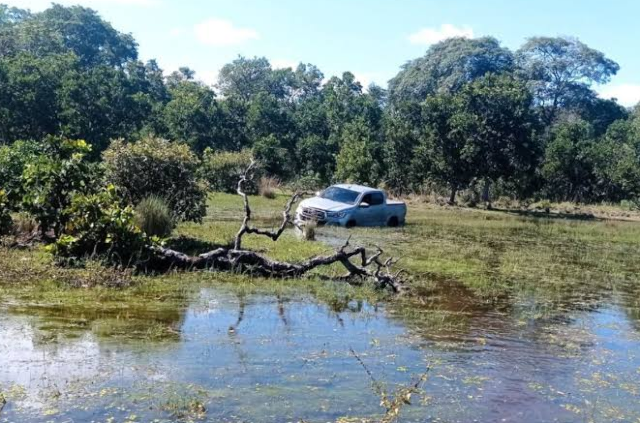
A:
[0,3,638,207]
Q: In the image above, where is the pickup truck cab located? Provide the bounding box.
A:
[295,184,407,227]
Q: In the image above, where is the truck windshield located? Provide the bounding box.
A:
[320,187,360,205]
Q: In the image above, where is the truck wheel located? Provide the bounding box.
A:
[346,220,356,228]
[387,216,399,227]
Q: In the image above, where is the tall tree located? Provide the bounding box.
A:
[516,37,619,125]
[388,37,514,105]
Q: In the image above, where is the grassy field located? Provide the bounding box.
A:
[2,192,640,334]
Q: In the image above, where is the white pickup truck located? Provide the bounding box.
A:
[295,184,407,227]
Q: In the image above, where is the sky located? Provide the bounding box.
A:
[9,0,640,106]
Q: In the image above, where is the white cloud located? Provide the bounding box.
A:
[599,84,640,108]
[194,18,259,47]
[408,24,473,46]
[271,59,298,70]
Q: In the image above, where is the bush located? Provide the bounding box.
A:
[259,176,279,199]
[289,172,324,192]
[200,149,260,194]
[20,137,99,237]
[103,136,207,222]
[9,213,38,237]
[49,185,153,265]
[0,140,44,210]
[0,190,12,236]
[300,220,317,241]
[135,196,174,238]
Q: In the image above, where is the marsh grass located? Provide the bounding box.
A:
[258,175,280,199]
[2,191,640,341]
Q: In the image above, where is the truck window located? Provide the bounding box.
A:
[362,192,384,206]
[370,192,384,205]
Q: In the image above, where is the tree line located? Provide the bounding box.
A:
[1,4,639,205]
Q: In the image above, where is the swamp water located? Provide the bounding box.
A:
[1,279,640,423]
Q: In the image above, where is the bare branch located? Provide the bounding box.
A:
[145,161,409,294]
[233,160,303,250]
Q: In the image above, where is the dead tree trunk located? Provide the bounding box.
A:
[149,161,408,294]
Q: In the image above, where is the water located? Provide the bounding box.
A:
[1,281,639,423]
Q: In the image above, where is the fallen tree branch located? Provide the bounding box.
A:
[146,161,409,293]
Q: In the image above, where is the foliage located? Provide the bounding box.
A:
[135,196,174,238]
[253,134,290,177]
[49,185,152,264]
[20,137,98,236]
[388,37,514,104]
[335,118,382,185]
[516,36,619,125]
[412,74,539,203]
[200,148,259,194]
[0,190,12,235]
[163,78,224,153]
[541,119,596,202]
[258,176,279,199]
[103,136,206,222]
[295,134,337,185]
[0,139,43,208]
[1,3,639,206]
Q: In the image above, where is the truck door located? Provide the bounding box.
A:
[356,192,386,225]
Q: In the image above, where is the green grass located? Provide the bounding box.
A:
[2,191,640,338]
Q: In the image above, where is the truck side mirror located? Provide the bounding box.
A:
[359,202,370,208]
[315,190,322,197]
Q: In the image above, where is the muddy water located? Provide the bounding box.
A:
[1,282,640,423]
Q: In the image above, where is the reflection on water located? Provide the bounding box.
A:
[1,283,640,422]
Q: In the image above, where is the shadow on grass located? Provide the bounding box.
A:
[165,235,232,256]
[490,207,599,222]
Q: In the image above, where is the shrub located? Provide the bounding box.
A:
[103,136,207,222]
[135,196,174,238]
[49,185,153,265]
[20,137,99,237]
[0,190,12,236]
[289,172,324,192]
[300,220,317,241]
[0,140,44,210]
[200,149,260,194]
[10,213,38,237]
[259,176,279,199]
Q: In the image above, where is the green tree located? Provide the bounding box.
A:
[388,37,514,104]
[415,74,538,203]
[335,118,382,185]
[516,37,619,125]
[253,134,290,178]
[296,134,337,184]
[163,79,223,153]
[541,119,596,202]
[457,74,540,202]
[589,119,640,201]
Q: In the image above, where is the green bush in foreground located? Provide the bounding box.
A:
[200,148,260,194]
[49,185,154,265]
[103,136,207,222]
[0,140,45,210]
[135,196,174,238]
[20,137,99,237]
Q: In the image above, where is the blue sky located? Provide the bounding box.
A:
[12,0,640,106]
